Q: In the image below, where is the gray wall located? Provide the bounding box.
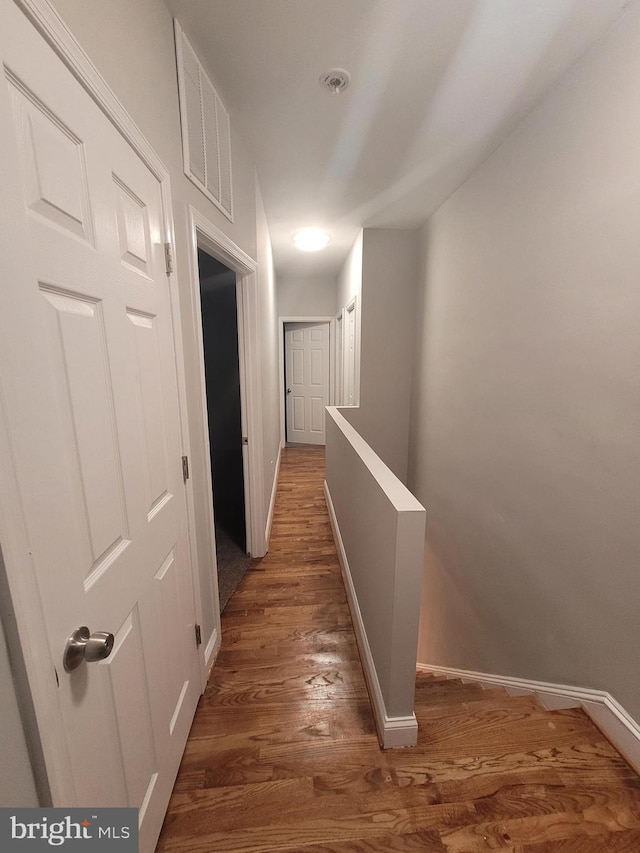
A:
[0,617,38,806]
[409,4,640,719]
[345,229,420,483]
[0,545,45,806]
[277,274,337,317]
[337,230,362,316]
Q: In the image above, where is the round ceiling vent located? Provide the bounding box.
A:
[319,68,351,95]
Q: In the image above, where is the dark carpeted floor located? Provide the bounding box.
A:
[215,525,253,612]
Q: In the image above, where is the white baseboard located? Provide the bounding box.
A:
[325,481,417,749]
[417,662,640,775]
[204,627,220,679]
[264,445,282,549]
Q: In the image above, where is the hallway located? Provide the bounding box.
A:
[157,446,640,852]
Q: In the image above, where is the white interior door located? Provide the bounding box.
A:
[285,322,330,445]
[0,5,200,850]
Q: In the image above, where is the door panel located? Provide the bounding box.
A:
[115,176,152,275]
[311,396,324,432]
[13,76,94,243]
[126,308,171,517]
[285,322,330,445]
[0,5,200,850]
[311,347,323,384]
[292,346,304,383]
[105,608,158,811]
[40,285,129,572]
[292,396,304,430]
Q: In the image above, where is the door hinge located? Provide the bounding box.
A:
[194,624,202,647]
[182,455,189,483]
[164,242,174,275]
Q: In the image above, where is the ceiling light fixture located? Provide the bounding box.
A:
[293,228,330,252]
[319,68,351,95]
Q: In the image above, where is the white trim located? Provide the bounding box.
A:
[342,297,359,407]
[187,208,267,562]
[189,207,256,271]
[235,278,252,553]
[278,316,335,447]
[335,310,344,406]
[1,0,202,806]
[417,663,640,775]
[265,443,282,547]
[183,212,222,664]
[203,628,220,678]
[327,409,425,512]
[325,482,417,749]
[238,272,266,557]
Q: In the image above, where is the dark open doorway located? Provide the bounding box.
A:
[198,249,250,607]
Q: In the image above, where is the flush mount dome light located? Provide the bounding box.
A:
[319,68,351,95]
[293,228,330,252]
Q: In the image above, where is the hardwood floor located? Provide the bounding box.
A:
[157,445,640,852]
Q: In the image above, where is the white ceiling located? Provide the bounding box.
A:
[166,0,634,278]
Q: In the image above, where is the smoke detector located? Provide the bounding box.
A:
[319,68,351,95]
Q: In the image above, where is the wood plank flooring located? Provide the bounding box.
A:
[157,445,640,852]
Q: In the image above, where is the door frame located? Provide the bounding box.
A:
[0,0,201,805]
[335,309,344,406]
[343,296,359,406]
[187,207,266,571]
[278,316,335,447]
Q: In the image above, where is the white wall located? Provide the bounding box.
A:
[346,230,420,483]
[48,0,280,647]
[409,4,640,720]
[277,274,337,317]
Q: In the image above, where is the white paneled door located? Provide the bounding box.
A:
[285,322,330,445]
[0,4,200,851]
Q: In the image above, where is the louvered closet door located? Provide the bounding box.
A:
[175,20,233,220]
[0,4,200,851]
